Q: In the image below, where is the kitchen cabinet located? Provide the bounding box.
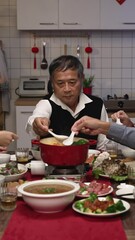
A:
[16,106,35,148]
[17,0,59,30]
[101,0,135,30]
[59,0,100,30]
[17,0,100,30]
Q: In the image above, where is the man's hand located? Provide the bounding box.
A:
[33,117,50,136]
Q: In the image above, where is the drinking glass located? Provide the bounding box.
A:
[128,165,135,186]
[0,182,17,211]
[105,141,118,159]
[16,148,29,163]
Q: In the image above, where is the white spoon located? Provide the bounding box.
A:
[116,118,123,125]
[63,131,76,146]
[48,130,68,141]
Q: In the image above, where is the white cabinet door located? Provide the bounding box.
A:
[101,0,135,29]
[17,0,58,30]
[17,0,100,30]
[16,106,35,148]
[59,0,100,29]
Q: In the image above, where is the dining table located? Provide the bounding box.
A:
[0,164,135,240]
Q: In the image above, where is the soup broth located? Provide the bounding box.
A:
[24,184,74,194]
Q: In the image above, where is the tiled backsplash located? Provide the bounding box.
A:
[1,0,135,150]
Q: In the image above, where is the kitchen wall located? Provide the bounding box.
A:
[1,0,135,150]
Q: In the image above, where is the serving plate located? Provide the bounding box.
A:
[76,182,113,198]
[116,184,134,199]
[72,197,130,217]
[99,174,128,181]
[0,163,27,182]
[116,189,134,199]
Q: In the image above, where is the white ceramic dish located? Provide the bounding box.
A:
[18,179,80,213]
[0,153,10,164]
[0,163,27,182]
[116,189,134,200]
[31,149,41,160]
[116,184,134,199]
[76,182,113,198]
[72,197,130,217]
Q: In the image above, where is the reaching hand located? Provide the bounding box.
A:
[33,117,50,136]
[111,110,134,127]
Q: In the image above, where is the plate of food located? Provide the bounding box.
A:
[92,151,128,181]
[0,162,27,182]
[72,194,130,217]
[76,181,113,198]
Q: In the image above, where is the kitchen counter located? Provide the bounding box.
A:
[15,97,42,106]
[15,97,135,118]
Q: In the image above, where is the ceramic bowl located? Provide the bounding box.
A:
[0,153,10,164]
[121,146,135,159]
[0,163,27,182]
[18,179,80,213]
[31,149,41,160]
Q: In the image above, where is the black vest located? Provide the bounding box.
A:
[44,95,103,147]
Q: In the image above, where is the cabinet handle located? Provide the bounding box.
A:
[123,22,135,25]
[63,22,79,25]
[39,23,56,25]
[21,112,33,114]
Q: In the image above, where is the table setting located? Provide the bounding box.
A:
[0,137,135,240]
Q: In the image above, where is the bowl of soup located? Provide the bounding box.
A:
[40,137,89,166]
[18,179,80,213]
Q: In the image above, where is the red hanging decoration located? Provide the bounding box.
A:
[85,37,93,69]
[115,0,126,5]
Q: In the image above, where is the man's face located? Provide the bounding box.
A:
[52,69,83,111]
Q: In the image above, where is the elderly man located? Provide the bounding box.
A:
[26,55,109,150]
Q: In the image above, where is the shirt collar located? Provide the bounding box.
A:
[50,93,93,117]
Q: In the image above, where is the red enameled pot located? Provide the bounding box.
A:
[39,137,90,166]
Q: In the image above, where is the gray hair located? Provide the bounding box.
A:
[49,55,84,80]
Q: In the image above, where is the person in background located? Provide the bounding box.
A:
[71,115,135,150]
[26,55,109,150]
[0,130,18,151]
[111,110,134,127]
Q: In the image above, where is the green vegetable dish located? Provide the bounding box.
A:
[73,193,126,215]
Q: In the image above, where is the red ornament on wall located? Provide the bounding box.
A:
[116,0,126,5]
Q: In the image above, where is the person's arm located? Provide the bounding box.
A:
[72,116,135,150]
[107,123,135,149]
[25,100,52,135]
